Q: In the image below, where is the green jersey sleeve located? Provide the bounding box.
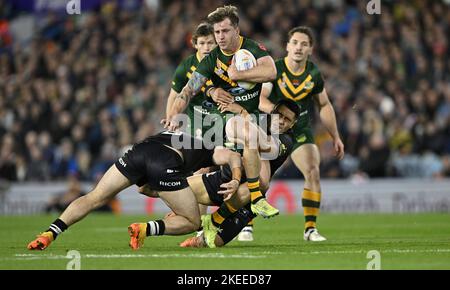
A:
[171,60,189,93]
[311,63,325,95]
[245,38,270,60]
[195,48,217,80]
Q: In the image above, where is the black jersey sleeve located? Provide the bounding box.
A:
[269,133,294,176]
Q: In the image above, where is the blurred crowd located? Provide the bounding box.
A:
[0,0,449,183]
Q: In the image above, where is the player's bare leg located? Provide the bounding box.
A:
[181,182,250,248]
[225,115,279,218]
[186,175,214,205]
[60,165,131,225]
[291,144,326,241]
[159,188,201,234]
[193,167,213,236]
[28,165,132,250]
[129,187,201,250]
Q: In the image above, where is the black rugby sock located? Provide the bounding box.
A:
[47,218,68,240]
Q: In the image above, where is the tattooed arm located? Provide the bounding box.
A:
[162,72,208,131]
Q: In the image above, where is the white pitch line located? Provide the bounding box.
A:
[7,248,450,261]
[10,253,265,260]
[84,253,265,259]
[284,249,450,255]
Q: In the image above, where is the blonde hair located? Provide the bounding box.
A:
[207,5,239,27]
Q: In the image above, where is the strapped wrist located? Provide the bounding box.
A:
[206,86,216,98]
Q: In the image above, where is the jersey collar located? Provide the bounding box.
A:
[196,51,202,62]
[284,57,307,76]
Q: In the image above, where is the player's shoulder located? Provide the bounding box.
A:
[306,59,322,74]
[175,54,196,72]
[271,58,287,77]
[275,58,286,69]
[305,59,323,82]
[242,36,268,54]
[182,53,199,66]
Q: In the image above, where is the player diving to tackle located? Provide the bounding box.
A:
[27,132,242,250]
[164,5,279,219]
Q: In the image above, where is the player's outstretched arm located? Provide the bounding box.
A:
[165,89,179,120]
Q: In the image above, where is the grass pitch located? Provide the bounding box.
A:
[1,213,449,270]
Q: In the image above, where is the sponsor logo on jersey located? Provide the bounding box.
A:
[193,106,210,115]
[258,43,267,51]
[228,87,247,95]
[296,134,307,143]
[205,172,216,178]
[166,169,179,174]
[280,143,287,156]
[202,100,214,109]
[160,181,182,187]
[216,67,224,75]
[215,59,227,73]
[304,81,314,90]
[118,158,126,167]
[234,90,259,102]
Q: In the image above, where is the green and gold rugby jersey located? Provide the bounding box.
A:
[268,58,324,146]
[171,52,220,137]
[196,36,270,116]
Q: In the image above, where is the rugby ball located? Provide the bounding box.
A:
[233,49,257,90]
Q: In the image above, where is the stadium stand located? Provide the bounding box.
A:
[0,0,449,183]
